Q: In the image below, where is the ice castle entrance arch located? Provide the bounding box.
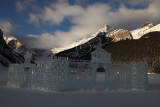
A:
[91,63,110,91]
[96,67,105,82]
[96,66,106,91]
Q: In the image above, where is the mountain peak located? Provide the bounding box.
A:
[99,24,113,33]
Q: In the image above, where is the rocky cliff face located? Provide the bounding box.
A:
[0,29,24,68]
[107,29,132,42]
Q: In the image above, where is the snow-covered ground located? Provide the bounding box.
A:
[148,74,160,90]
[0,89,160,107]
[0,74,160,107]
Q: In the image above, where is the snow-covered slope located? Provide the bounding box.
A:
[131,23,160,39]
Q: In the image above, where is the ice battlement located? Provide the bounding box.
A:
[53,56,68,60]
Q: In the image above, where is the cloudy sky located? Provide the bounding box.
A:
[0,0,160,49]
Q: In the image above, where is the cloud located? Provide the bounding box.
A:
[29,1,84,26]
[16,0,35,12]
[21,0,160,49]
[16,33,59,49]
[111,0,151,6]
[0,19,13,36]
[127,0,150,6]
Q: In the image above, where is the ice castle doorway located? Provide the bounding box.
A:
[96,67,106,91]
[21,67,31,88]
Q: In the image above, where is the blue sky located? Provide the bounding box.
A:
[0,0,160,49]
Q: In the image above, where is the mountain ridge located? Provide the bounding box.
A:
[51,24,132,53]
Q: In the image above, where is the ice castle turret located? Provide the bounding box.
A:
[24,51,32,64]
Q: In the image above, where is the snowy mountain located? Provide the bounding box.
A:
[54,23,160,55]
[51,25,109,53]
[51,25,113,53]
[131,22,160,39]
[51,25,132,54]
[3,35,26,54]
[0,29,24,69]
[55,25,133,59]
[2,33,53,63]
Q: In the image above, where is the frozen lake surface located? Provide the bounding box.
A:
[0,74,160,107]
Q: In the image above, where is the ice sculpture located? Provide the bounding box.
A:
[7,47,148,92]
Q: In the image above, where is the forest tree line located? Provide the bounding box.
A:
[105,32,160,73]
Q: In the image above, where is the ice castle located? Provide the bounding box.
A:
[7,45,148,91]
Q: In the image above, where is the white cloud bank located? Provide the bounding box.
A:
[19,0,160,49]
[0,19,13,36]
